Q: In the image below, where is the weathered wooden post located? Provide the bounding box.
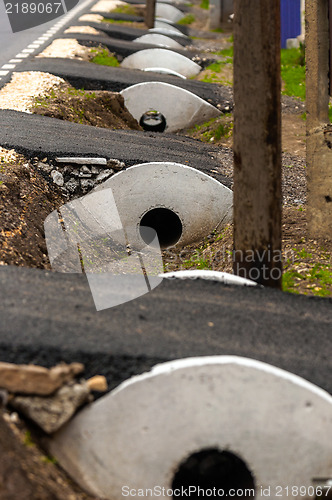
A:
[233,0,282,288]
[145,0,156,29]
[306,0,332,239]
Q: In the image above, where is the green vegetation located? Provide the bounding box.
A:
[193,116,233,143]
[102,17,130,24]
[280,46,305,100]
[200,0,209,9]
[178,13,195,24]
[90,48,119,67]
[282,247,332,297]
[40,455,58,465]
[200,46,233,85]
[23,430,35,447]
[210,27,224,33]
[110,4,138,15]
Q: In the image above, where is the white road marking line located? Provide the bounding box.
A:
[3,0,95,75]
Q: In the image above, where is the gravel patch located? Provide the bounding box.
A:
[78,13,104,23]
[36,39,92,60]
[281,94,305,114]
[0,72,66,113]
[64,26,104,35]
[91,0,127,12]
[214,147,306,205]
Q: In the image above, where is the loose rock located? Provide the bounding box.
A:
[10,382,91,434]
[86,376,108,392]
[0,362,84,396]
[51,170,64,187]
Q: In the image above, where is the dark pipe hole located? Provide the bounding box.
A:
[140,111,167,132]
[325,195,332,203]
[139,208,182,249]
[172,448,255,499]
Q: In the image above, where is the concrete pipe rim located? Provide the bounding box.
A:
[139,110,167,132]
[139,206,183,249]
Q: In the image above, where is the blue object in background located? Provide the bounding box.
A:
[280,0,301,48]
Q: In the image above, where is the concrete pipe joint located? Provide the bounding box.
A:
[93,162,233,249]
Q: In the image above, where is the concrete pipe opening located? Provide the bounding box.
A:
[172,448,256,499]
[139,207,182,248]
[139,110,167,132]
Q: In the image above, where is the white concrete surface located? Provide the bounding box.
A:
[49,356,332,500]
[155,3,185,22]
[160,270,258,286]
[44,189,163,309]
[153,21,189,36]
[149,26,188,39]
[133,33,184,50]
[93,162,233,248]
[143,67,186,78]
[120,82,220,132]
[121,48,201,78]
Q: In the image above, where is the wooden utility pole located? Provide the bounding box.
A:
[233,0,282,288]
[306,0,332,240]
[145,0,156,29]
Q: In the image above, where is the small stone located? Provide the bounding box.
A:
[95,170,113,184]
[91,166,100,175]
[37,161,53,173]
[107,159,125,171]
[80,179,95,193]
[10,382,91,434]
[86,376,108,392]
[65,178,80,194]
[51,170,64,187]
[80,165,91,174]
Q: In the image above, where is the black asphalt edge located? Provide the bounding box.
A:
[79,21,191,45]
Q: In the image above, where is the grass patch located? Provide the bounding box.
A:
[281,46,305,100]
[200,0,209,9]
[282,246,332,297]
[178,13,195,24]
[90,48,119,67]
[186,115,233,144]
[101,18,131,24]
[110,4,139,15]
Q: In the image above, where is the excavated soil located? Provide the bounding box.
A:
[0,150,64,269]
[31,82,142,131]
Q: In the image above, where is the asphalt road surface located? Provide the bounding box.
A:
[0,109,232,185]
[0,0,95,85]
[0,266,331,395]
